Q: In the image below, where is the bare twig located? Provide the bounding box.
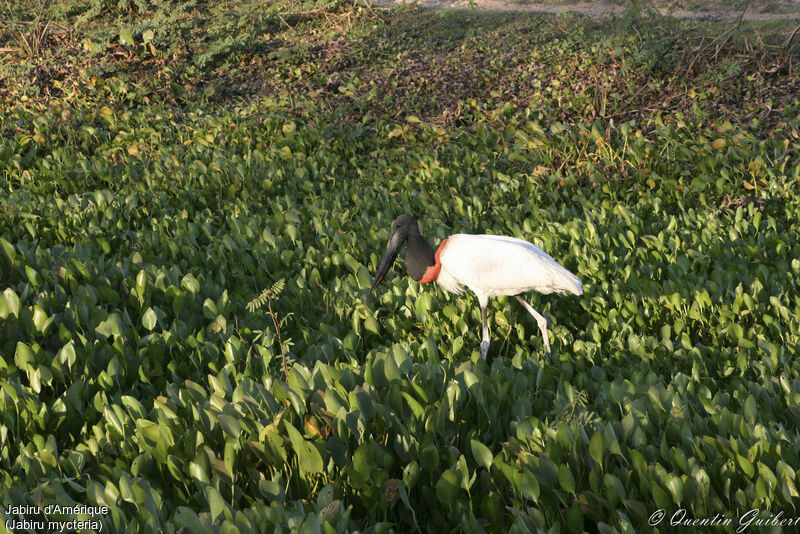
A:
[631,23,642,43]
[267,299,289,381]
[233,315,256,360]
[757,20,800,74]
[1,0,53,58]
[278,7,328,17]
[686,0,750,72]
[355,0,383,21]
[276,13,294,32]
[782,21,800,52]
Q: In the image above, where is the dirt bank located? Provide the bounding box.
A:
[371,0,800,21]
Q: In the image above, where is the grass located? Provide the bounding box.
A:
[1,1,799,532]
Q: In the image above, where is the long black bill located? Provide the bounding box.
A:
[370,230,406,292]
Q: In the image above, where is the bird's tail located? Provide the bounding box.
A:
[555,264,583,296]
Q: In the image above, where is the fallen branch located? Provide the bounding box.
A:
[1,0,54,58]
[686,0,750,72]
[758,20,800,74]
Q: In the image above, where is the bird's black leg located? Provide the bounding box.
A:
[478,294,490,360]
[515,296,552,361]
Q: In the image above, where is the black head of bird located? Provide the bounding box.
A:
[370,214,436,292]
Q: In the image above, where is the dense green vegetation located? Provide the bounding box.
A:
[1,1,799,532]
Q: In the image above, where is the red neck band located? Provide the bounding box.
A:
[418,238,448,284]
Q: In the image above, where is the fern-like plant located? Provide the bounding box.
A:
[550,388,599,429]
[247,279,292,380]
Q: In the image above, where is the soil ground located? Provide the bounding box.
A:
[372,0,800,20]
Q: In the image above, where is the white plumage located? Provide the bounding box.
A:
[438,234,583,298]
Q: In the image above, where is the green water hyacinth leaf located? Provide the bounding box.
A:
[558,464,576,494]
[182,274,201,294]
[603,473,626,505]
[28,368,41,393]
[14,342,35,370]
[285,422,324,475]
[470,440,493,470]
[259,478,285,503]
[142,307,157,330]
[104,406,125,437]
[0,288,20,319]
[415,293,432,321]
[96,313,125,339]
[665,476,684,505]
[206,486,230,522]
[590,431,604,467]
[31,305,52,334]
[567,502,584,533]
[521,469,540,502]
[189,461,210,485]
[218,415,242,439]
[435,469,460,506]
[57,342,76,369]
[203,299,218,320]
[363,313,380,336]
[119,28,135,46]
[0,236,15,262]
[262,429,287,464]
[121,395,145,419]
[173,507,204,532]
[738,454,755,478]
[744,395,757,424]
[24,265,40,287]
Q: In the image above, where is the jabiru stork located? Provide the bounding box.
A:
[370,214,582,360]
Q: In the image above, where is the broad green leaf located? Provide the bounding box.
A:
[142,307,157,330]
[603,473,626,505]
[188,461,209,485]
[104,406,125,436]
[0,288,20,319]
[259,478,285,503]
[435,469,460,506]
[470,440,493,470]
[32,305,51,333]
[590,431,604,467]
[285,422,323,474]
[521,470,539,502]
[558,464,575,494]
[206,486,228,522]
[218,415,242,439]
[203,299,218,320]
[738,455,754,478]
[0,237,15,262]
[744,395,756,424]
[567,502,584,533]
[96,313,124,338]
[14,342,35,370]
[182,274,200,293]
[666,475,683,505]
[120,28,135,46]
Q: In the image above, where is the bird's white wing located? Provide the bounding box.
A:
[439,234,582,297]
